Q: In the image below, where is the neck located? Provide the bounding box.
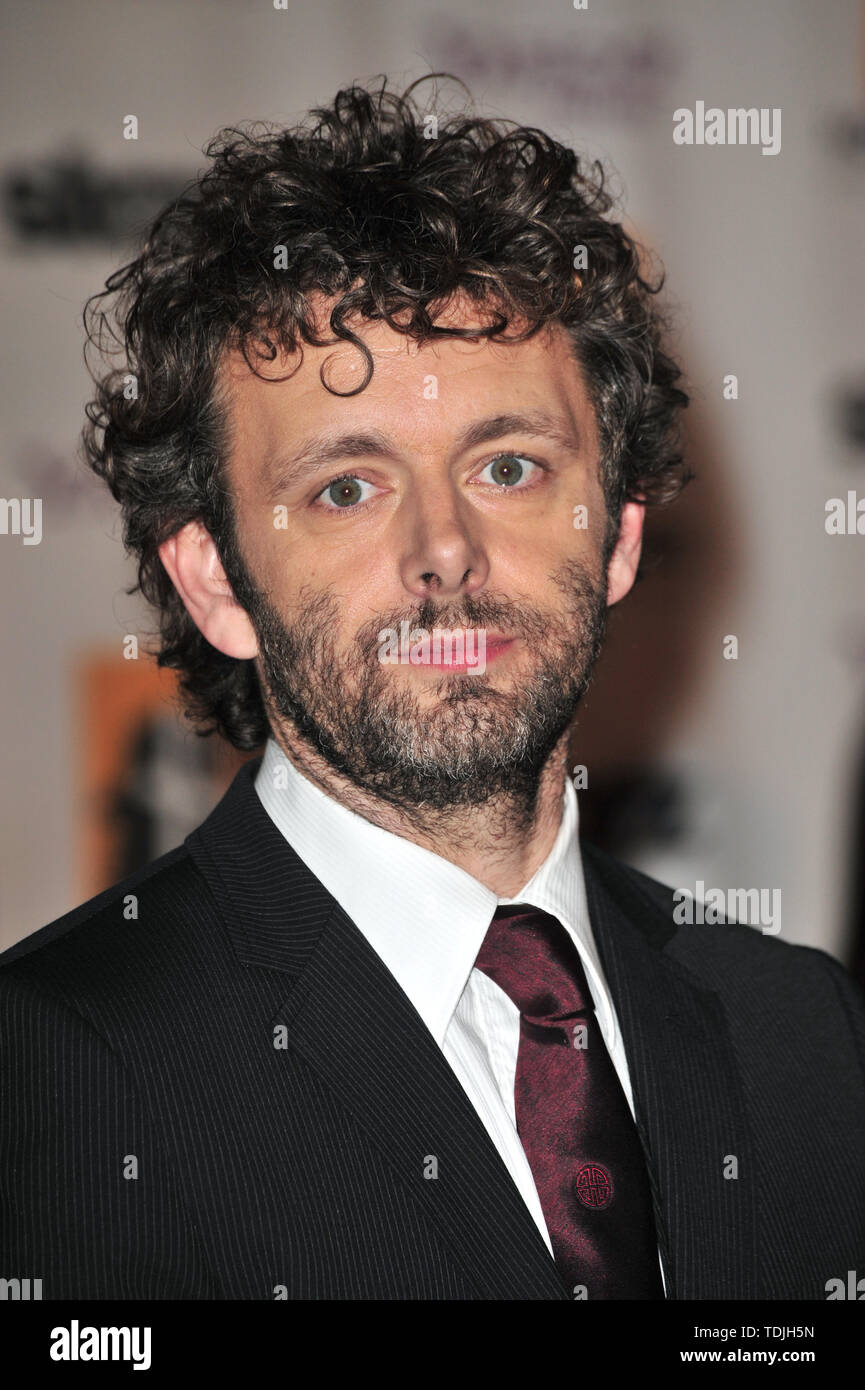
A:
[267,722,570,898]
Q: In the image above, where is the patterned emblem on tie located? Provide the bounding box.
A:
[575,1162,613,1209]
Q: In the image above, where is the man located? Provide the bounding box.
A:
[2,76,864,1302]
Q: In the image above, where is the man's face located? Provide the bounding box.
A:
[219,296,616,812]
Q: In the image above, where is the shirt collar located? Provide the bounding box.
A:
[254,737,617,1051]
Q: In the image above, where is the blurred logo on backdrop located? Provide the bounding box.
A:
[424,20,680,119]
[2,150,188,245]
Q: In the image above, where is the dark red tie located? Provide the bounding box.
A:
[475,903,664,1299]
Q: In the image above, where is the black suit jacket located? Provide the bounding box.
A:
[2,756,864,1300]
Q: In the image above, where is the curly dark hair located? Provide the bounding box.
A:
[82,72,691,752]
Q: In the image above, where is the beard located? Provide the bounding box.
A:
[225,542,608,815]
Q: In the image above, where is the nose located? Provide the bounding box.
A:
[398,479,490,601]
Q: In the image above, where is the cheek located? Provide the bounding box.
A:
[495,492,605,563]
[249,516,332,596]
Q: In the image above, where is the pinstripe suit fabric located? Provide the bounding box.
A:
[2,756,864,1299]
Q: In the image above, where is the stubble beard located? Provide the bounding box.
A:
[229,550,609,823]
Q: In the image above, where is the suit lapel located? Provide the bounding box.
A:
[189,758,756,1300]
[280,900,570,1299]
[188,757,568,1300]
[582,841,758,1299]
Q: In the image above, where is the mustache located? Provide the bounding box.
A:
[249,559,603,670]
[354,593,561,658]
[352,560,603,660]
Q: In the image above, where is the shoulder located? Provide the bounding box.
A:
[578,828,865,1017]
[0,843,214,1023]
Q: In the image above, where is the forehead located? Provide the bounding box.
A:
[218,292,598,473]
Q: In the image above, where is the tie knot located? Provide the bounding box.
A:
[474,903,592,1022]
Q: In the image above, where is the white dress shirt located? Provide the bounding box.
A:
[254,736,665,1291]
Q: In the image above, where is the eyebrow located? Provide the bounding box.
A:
[260,410,583,496]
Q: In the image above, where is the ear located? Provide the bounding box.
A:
[158,520,259,659]
[605,500,645,606]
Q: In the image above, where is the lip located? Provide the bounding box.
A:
[426,633,515,672]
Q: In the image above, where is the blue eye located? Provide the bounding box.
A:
[317,475,378,509]
[478,453,540,487]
